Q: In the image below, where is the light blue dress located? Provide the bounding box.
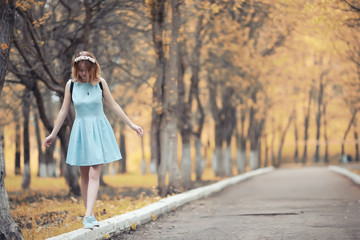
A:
[66,80,122,166]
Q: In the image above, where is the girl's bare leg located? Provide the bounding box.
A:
[79,166,90,209]
[85,164,102,216]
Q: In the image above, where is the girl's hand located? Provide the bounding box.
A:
[131,125,143,137]
[43,134,55,147]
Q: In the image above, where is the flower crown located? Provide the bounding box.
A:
[74,55,96,63]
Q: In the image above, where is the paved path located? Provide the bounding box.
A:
[114,167,360,240]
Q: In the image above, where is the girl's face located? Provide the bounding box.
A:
[78,62,89,82]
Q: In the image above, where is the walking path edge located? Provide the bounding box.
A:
[46,167,274,240]
[329,165,360,186]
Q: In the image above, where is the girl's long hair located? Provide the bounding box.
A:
[71,51,101,85]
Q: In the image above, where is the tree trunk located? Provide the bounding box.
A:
[43,89,57,177]
[354,122,359,162]
[249,120,263,171]
[277,112,294,167]
[293,111,299,163]
[224,143,232,175]
[258,141,262,168]
[0,1,24,238]
[249,124,261,171]
[236,98,247,173]
[236,132,247,173]
[60,131,80,196]
[221,88,236,176]
[33,79,80,193]
[166,0,181,194]
[249,142,259,170]
[150,0,166,176]
[60,144,66,177]
[264,136,269,167]
[45,137,57,177]
[34,112,46,177]
[302,88,312,164]
[248,91,264,170]
[212,122,224,176]
[1,128,24,240]
[270,118,276,167]
[14,112,21,175]
[192,15,205,181]
[150,116,160,174]
[315,74,325,163]
[21,89,31,190]
[236,108,247,173]
[180,140,192,190]
[323,103,329,163]
[208,77,226,176]
[177,40,192,190]
[141,136,147,175]
[341,110,357,159]
[194,96,206,180]
[119,126,126,174]
[158,0,181,196]
[195,137,205,180]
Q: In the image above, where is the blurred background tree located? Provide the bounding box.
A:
[1,0,359,199]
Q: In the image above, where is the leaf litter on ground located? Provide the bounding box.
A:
[6,172,217,240]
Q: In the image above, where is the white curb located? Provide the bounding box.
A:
[46,167,274,240]
[329,165,360,185]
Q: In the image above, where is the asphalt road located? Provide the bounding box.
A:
[114,167,360,240]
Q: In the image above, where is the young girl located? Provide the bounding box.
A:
[43,51,143,229]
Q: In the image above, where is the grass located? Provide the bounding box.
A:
[6,172,160,240]
[6,169,219,240]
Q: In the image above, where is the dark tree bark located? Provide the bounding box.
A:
[158,0,181,196]
[177,40,192,190]
[21,89,31,190]
[0,0,24,239]
[34,112,46,177]
[354,121,359,162]
[270,118,276,167]
[236,97,247,173]
[61,131,80,196]
[208,80,236,176]
[192,15,206,181]
[149,0,166,176]
[323,103,329,164]
[293,110,299,163]
[33,80,80,194]
[14,111,21,175]
[141,136,147,175]
[119,126,127,174]
[1,128,24,240]
[315,71,327,163]
[42,89,56,177]
[177,14,206,186]
[247,90,265,170]
[208,77,224,176]
[45,139,56,177]
[302,88,313,164]
[220,87,236,176]
[264,133,269,167]
[341,110,357,158]
[276,111,294,167]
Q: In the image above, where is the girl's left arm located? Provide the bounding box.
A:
[101,78,143,137]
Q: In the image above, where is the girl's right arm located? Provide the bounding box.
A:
[43,81,72,147]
